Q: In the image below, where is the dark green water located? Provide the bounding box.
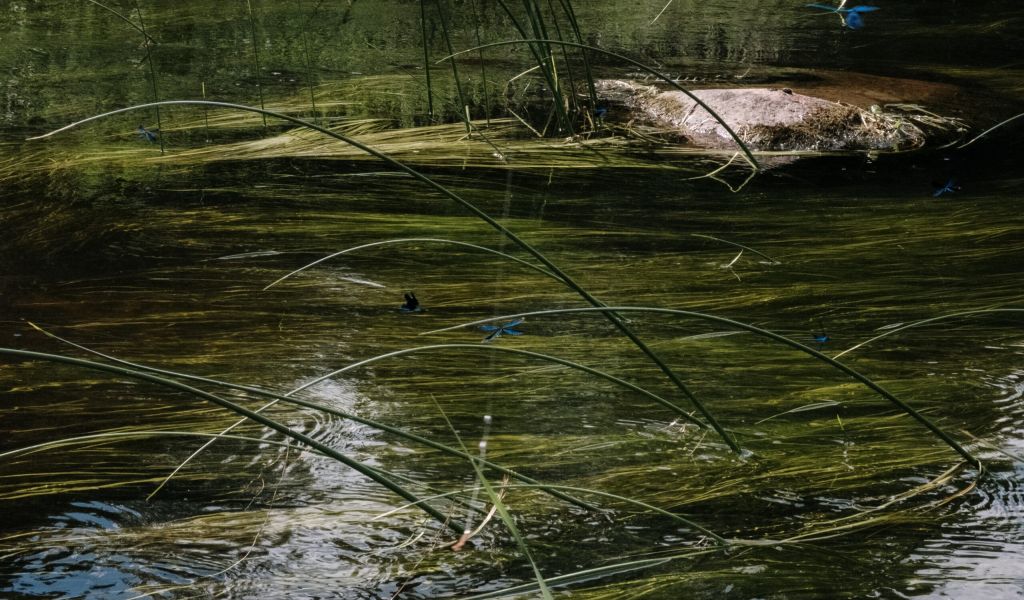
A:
[2,1,1023,598]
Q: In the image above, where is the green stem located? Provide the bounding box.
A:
[0,347,460,531]
[439,39,761,170]
[28,100,738,454]
[425,306,984,469]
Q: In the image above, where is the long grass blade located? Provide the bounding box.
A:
[263,238,563,291]
[0,347,460,531]
[419,0,435,122]
[132,1,163,154]
[832,308,1024,359]
[692,233,781,265]
[422,306,986,468]
[27,99,740,455]
[279,343,706,428]
[24,323,597,511]
[244,0,269,130]
[379,483,726,544]
[433,0,471,133]
[958,111,1024,148]
[439,39,761,170]
[432,397,554,599]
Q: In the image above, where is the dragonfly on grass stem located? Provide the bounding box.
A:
[479,319,524,342]
[806,2,880,29]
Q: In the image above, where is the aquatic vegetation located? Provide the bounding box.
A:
[3,2,1023,598]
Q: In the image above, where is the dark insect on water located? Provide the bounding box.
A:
[136,125,158,143]
[806,3,880,29]
[400,292,421,313]
[932,179,962,197]
[479,319,524,342]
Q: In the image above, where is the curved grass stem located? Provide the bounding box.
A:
[438,39,761,170]
[263,237,564,291]
[0,347,461,531]
[23,324,599,511]
[28,99,739,454]
[422,306,985,468]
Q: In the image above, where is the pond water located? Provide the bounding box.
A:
[2,1,1023,598]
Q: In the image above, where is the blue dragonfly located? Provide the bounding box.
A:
[932,178,962,197]
[806,3,880,30]
[479,318,524,342]
[812,320,831,349]
[136,125,158,143]
[400,292,422,313]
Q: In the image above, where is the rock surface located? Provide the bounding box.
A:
[595,79,942,152]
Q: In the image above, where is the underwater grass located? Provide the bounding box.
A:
[0,347,460,531]
[27,99,741,454]
[440,38,761,169]
[424,306,986,468]
[21,324,603,512]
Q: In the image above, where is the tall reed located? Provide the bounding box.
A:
[243,0,269,130]
[28,99,741,453]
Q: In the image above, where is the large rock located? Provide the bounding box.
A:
[594,79,956,152]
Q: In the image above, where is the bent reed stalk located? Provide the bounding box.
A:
[439,39,761,170]
[0,347,461,532]
[263,237,565,290]
[422,306,986,469]
[23,324,600,511]
[27,99,741,454]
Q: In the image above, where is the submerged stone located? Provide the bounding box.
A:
[595,79,960,152]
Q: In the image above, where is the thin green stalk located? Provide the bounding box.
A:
[832,308,1024,359]
[494,0,574,135]
[83,0,155,43]
[263,237,564,291]
[244,0,269,130]
[440,39,761,170]
[469,0,492,125]
[543,0,581,118]
[432,398,554,600]
[434,0,471,133]
[132,0,164,154]
[0,430,305,461]
[25,323,598,511]
[465,557,684,599]
[555,0,599,126]
[692,233,781,265]
[958,111,1024,148]
[422,306,985,469]
[297,0,320,124]
[419,0,435,122]
[382,483,727,544]
[278,343,705,428]
[0,347,460,532]
[28,100,738,454]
